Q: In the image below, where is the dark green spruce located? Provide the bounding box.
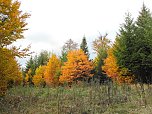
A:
[114,5,152,83]
[80,35,89,58]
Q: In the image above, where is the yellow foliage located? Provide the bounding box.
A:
[0,48,22,96]
[33,75,44,87]
[117,68,134,84]
[59,49,93,84]
[33,66,45,86]
[0,0,30,48]
[0,79,7,97]
[25,69,32,85]
[25,74,29,85]
[44,54,61,86]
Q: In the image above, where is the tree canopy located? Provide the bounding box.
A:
[0,0,30,48]
[60,50,93,84]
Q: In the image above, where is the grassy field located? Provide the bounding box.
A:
[0,82,152,114]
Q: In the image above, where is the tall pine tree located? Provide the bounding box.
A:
[114,5,152,83]
[114,13,136,69]
[80,36,89,57]
[134,4,152,83]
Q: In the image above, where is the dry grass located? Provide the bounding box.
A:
[0,82,152,114]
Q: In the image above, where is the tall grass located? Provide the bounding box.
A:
[0,81,152,114]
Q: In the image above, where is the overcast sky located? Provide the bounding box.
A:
[15,0,152,67]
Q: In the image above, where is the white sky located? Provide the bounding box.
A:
[15,0,152,66]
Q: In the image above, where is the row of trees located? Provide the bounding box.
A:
[23,4,152,87]
[22,33,128,87]
[23,37,93,87]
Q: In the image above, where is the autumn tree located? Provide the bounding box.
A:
[93,34,111,82]
[0,0,30,95]
[23,50,50,86]
[0,0,31,57]
[60,39,78,64]
[102,48,119,80]
[44,54,61,86]
[102,47,134,84]
[24,57,36,86]
[0,48,22,96]
[59,50,93,84]
[93,34,110,54]
[0,0,30,48]
[25,69,32,86]
[33,66,46,87]
[80,36,89,57]
[62,39,78,53]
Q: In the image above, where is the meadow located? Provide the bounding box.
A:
[1,82,152,114]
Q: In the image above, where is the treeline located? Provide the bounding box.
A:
[23,4,152,87]
[1,0,152,96]
[22,38,93,87]
[22,35,131,87]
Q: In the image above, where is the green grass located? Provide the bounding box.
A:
[0,83,152,114]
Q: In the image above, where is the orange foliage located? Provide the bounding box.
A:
[44,54,61,86]
[102,48,119,79]
[102,48,134,84]
[59,49,93,84]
